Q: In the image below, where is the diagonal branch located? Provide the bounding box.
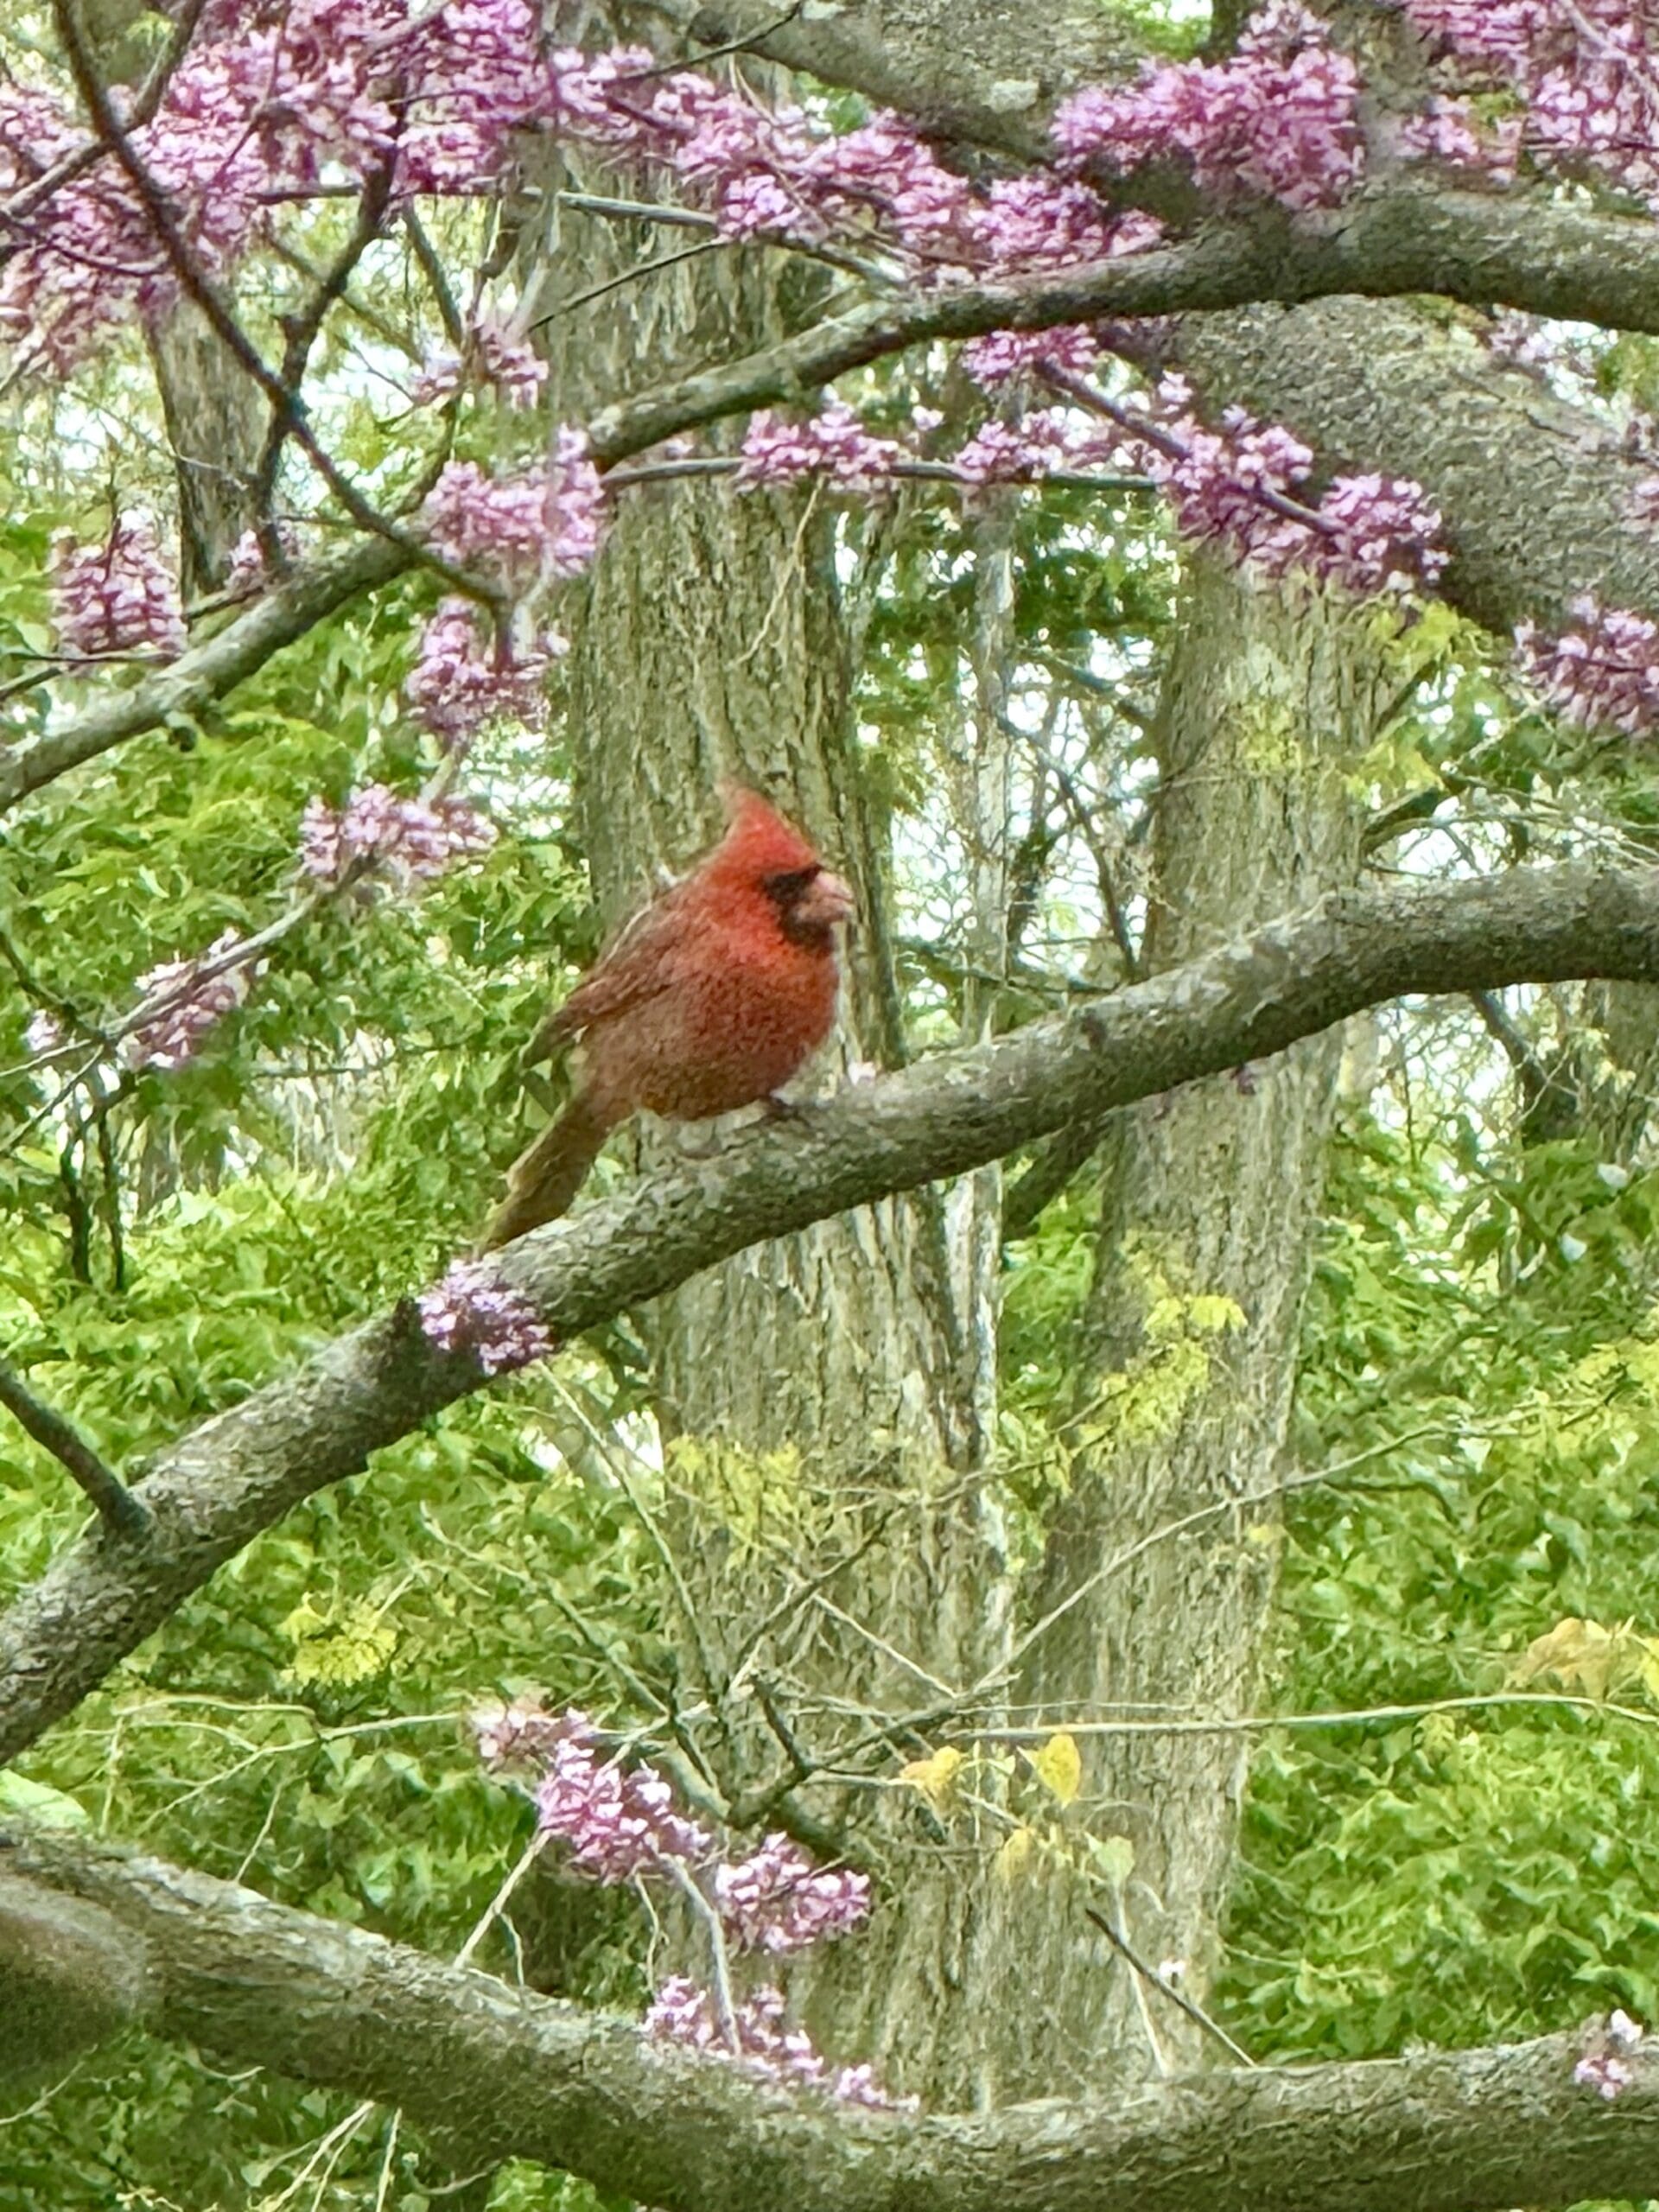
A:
[0,534,411,818]
[582,188,1659,467]
[12,195,1659,819]
[3,860,1659,1767]
[0,1357,148,1537]
[2,1821,1656,2212]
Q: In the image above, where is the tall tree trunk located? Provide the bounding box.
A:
[524,73,1013,2105]
[1016,557,1377,2079]
[149,302,264,598]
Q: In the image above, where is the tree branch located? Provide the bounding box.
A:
[11,198,1659,820]
[3,1821,1656,2212]
[0,1356,148,1537]
[0,534,410,818]
[3,861,1659,1765]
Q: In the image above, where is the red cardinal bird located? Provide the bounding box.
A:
[480,786,854,1246]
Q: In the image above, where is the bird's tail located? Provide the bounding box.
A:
[479,1090,613,1249]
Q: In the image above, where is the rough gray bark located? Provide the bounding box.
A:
[149,301,266,597]
[524,85,1010,2100]
[1,862,1653,1771]
[4,1822,1657,2212]
[0,1876,148,2081]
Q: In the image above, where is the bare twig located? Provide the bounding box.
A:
[0,1355,148,1535]
[1084,1906,1256,2068]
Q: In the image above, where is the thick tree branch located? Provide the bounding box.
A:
[3,1822,1656,2212]
[12,196,1659,820]
[0,1872,149,2081]
[0,535,410,818]
[582,189,1659,467]
[3,861,1659,1766]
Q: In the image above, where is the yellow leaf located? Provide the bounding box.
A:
[1508,1616,1618,1700]
[900,1745,965,1815]
[1027,1730,1082,1807]
[995,1825,1039,1883]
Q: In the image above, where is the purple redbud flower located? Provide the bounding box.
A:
[298,785,496,886]
[737,399,901,493]
[406,599,559,748]
[1574,2050,1635,2100]
[534,1719,714,1877]
[411,317,549,409]
[1516,598,1659,738]
[52,516,186,662]
[125,929,254,1071]
[472,1697,586,1770]
[644,1977,909,2105]
[416,1257,552,1375]
[714,1832,872,1953]
[1053,2,1362,213]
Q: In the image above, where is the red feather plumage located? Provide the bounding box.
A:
[480,786,853,1245]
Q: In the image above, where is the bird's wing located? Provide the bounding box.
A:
[520,881,690,1068]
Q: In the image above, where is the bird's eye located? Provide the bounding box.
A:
[762,866,821,904]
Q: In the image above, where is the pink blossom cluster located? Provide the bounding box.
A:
[475,1702,901,2102]
[0,0,552,372]
[533,1713,715,1878]
[410,317,549,409]
[125,929,253,1071]
[1052,0,1363,212]
[1109,376,1446,595]
[224,524,302,599]
[1573,2006,1643,2100]
[416,1256,554,1374]
[542,47,1161,276]
[714,1832,871,1954]
[962,325,1101,391]
[422,431,605,587]
[298,785,496,885]
[51,517,186,663]
[1516,597,1659,736]
[644,1977,903,2106]
[736,399,902,491]
[1389,95,1522,181]
[952,409,1084,485]
[1401,0,1659,208]
[404,600,557,747]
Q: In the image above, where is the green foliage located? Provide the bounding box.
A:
[1226,1107,1659,2075]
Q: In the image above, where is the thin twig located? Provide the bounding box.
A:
[624,3,804,77]
[1085,1906,1256,2068]
[252,164,397,556]
[557,189,720,231]
[533,237,728,327]
[51,0,500,610]
[0,1355,148,1535]
[664,1854,741,2053]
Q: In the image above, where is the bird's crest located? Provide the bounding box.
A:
[710,781,823,880]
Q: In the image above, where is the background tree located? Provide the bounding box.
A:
[7,0,1659,2206]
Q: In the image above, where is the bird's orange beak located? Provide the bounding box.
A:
[804,869,855,930]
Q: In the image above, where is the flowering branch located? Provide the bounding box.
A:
[3,859,1659,1769]
[0,534,411,820]
[49,0,500,608]
[3,1821,1658,2212]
